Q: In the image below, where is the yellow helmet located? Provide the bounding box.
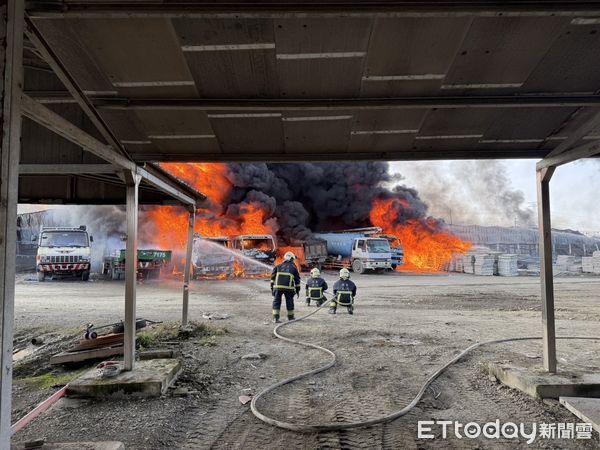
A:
[284,251,296,261]
[310,268,321,278]
[339,268,350,279]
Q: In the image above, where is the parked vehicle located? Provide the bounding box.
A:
[103,249,172,280]
[231,234,276,275]
[192,236,234,278]
[35,226,93,281]
[377,234,405,269]
[313,227,392,274]
[293,239,328,270]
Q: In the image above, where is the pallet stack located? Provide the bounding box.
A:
[498,254,518,276]
[473,254,495,276]
[593,251,600,274]
[463,255,474,274]
[582,257,594,273]
[448,255,465,272]
[555,255,576,273]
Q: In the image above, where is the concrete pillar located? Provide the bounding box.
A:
[182,207,196,327]
[123,171,141,371]
[0,1,23,446]
[537,167,557,373]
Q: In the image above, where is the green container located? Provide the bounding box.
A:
[118,249,172,263]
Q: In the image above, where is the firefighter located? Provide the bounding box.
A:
[270,251,301,323]
[330,268,356,315]
[305,267,328,307]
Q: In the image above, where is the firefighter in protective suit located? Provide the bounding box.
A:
[270,251,301,323]
[330,268,356,315]
[305,268,328,306]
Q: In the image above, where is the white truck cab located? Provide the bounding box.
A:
[35,226,93,281]
[351,237,392,274]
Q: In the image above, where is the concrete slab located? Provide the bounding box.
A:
[560,397,600,433]
[12,442,125,450]
[67,359,181,398]
[486,362,600,399]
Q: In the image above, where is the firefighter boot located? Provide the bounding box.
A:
[288,314,296,321]
[273,316,281,324]
[305,298,310,306]
[328,307,336,314]
[347,305,354,315]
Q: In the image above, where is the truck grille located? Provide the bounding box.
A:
[48,255,83,263]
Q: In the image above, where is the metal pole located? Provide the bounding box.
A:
[537,167,557,373]
[0,1,23,446]
[182,207,196,327]
[124,171,140,371]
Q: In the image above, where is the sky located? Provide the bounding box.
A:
[390,159,600,235]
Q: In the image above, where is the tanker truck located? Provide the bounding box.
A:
[313,227,392,274]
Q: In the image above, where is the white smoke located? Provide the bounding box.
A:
[46,205,126,272]
[389,160,536,227]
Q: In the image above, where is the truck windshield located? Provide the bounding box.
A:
[40,231,88,247]
[366,239,391,253]
[242,239,274,251]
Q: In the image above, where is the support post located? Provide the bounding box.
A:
[182,207,196,327]
[537,167,556,373]
[0,1,23,446]
[123,171,141,371]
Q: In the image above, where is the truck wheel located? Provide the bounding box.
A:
[81,271,90,281]
[37,271,45,282]
[352,260,365,274]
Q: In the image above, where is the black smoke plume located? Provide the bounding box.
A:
[219,162,431,243]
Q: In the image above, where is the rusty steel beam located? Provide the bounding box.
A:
[25,1,600,18]
[25,93,600,111]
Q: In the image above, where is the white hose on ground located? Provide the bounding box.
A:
[250,281,600,433]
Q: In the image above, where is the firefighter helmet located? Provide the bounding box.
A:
[339,268,350,279]
[310,268,321,278]
[284,251,296,261]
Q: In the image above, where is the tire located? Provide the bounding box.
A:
[81,271,90,281]
[37,271,45,282]
[352,259,365,274]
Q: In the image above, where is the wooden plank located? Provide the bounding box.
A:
[0,1,23,447]
[68,333,125,352]
[50,347,124,365]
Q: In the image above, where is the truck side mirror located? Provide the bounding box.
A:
[90,236,94,242]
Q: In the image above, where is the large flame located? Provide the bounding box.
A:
[142,163,277,278]
[145,163,275,245]
[142,164,471,277]
[370,198,471,272]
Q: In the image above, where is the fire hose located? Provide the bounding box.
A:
[250,281,600,432]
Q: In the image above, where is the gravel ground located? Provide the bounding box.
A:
[10,272,600,449]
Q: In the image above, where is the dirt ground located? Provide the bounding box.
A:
[10,272,600,449]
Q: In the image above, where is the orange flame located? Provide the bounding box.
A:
[370,198,471,272]
[140,163,277,278]
[276,246,305,267]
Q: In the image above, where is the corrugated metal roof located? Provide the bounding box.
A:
[21,1,600,162]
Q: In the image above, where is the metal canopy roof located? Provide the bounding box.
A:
[21,1,600,162]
